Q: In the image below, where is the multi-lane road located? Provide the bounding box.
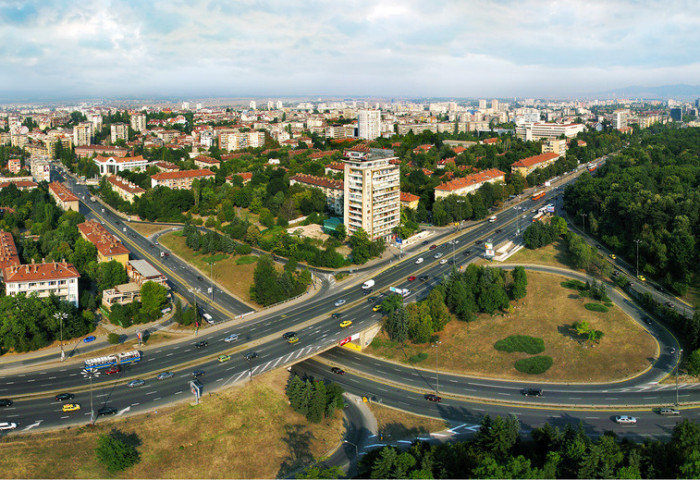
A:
[0,164,695,437]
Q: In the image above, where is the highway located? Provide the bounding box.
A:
[0,163,693,436]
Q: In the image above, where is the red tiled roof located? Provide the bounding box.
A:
[309,151,335,159]
[4,261,80,283]
[0,231,20,270]
[511,152,559,168]
[194,156,220,165]
[400,192,420,203]
[78,220,130,258]
[0,180,38,189]
[325,162,344,171]
[290,174,343,190]
[482,138,499,144]
[226,172,253,183]
[435,168,506,192]
[150,169,215,181]
[49,182,79,203]
[152,161,180,171]
[453,146,467,154]
[107,175,145,195]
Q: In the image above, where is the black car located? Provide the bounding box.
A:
[426,394,442,402]
[419,275,429,282]
[97,406,117,416]
[197,276,203,281]
[282,332,296,340]
[192,370,205,378]
[463,250,471,256]
[475,239,483,245]
[194,341,208,348]
[131,233,136,238]
[331,367,345,375]
[643,317,652,325]
[244,352,259,361]
[149,244,155,248]
[55,393,75,401]
[366,296,376,303]
[0,399,13,407]
[521,388,543,397]
[495,229,502,233]
[331,313,342,319]
[362,288,373,295]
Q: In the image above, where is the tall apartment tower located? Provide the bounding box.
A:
[73,122,93,146]
[110,123,128,144]
[612,110,628,130]
[478,99,487,109]
[130,113,147,133]
[343,146,400,242]
[492,99,499,112]
[357,109,381,140]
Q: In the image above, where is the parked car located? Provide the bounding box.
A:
[614,415,637,425]
[83,336,96,343]
[426,394,442,403]
[521,388,543,397]
[331,367,345,375]
[55,393,75,401]
[127,379,146,388]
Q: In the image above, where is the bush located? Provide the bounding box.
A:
[686,349,700,376]
[235,243,252,255]
[561,280,586,291]
[107,333,120,345]
[95,429,141,473]
[584,303,609,312]
[494,335,545,354]
[514,355,553,374]
[235,255,258,265]
[408,352,429,364]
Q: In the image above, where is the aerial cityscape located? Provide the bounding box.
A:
[0,1,699,479]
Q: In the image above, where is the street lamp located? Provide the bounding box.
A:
[188,287,200,334]
[431,341,442,393]
[81,368,101,425]
[634,239,642,279]
[208,260,215,300]
[54,312,68,362]
[676,349,684,406]
[344,440,359,458]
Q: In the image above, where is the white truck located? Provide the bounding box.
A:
[362,279,375,290]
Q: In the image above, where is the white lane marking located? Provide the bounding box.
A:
[165,353,173,357]
[154,397,161,401]
[145,391,157,395]
[131,402,140,406]
[216,378,223,382]
[497,393,511,396]
[22,420,43,431]
[233,372,246,384]
[59,369,67,372]
[448,379,458,383]
[117,406,131,416]
[68,373,77,377]
[95,394,109,398]
[48,377,56,380]
[585,416,600,419]
[184,349,191,353]
[61,415,70,419]
[147,358,154,361]
[27,379,35,382]
[226,366,235,371]
[174,391,183,395]
[284,352,295,363]
[6,382,14,385]
[39,371,47,375]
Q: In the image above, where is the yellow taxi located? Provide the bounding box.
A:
[339,320,353,328]
[609,253,616,260]
[638,275,646,282]
[62,403,81,412]
[372,305,382,312]
[287,335,300,344]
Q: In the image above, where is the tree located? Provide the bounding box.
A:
[96,260,128,291]
[296,463,344,479]
[349,228,372,264]
[139,281,168,321]
[686,348,700,376]
[95,429,141,473]
[385,306,409,343]
[475,415,520,457]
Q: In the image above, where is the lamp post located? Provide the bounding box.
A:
[54,312,68,362]
[431,341,442,393]
[344,440,359,458]
[676,349,683,406]
[188,287,200,334]
[81,368,100,425]
[634,239,642,279]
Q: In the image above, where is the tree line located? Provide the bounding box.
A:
[250,255,312,307]
[285,374,344,423]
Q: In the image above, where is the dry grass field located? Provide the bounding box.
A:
[366,271,657,383]
[127,222,174,238]
[0,369,344,479]
[369,404,449,441]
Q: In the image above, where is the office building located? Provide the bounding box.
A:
[357,109,381,140]
[343,145,400,241]
[516,122,585,141]
[670,108,683,121]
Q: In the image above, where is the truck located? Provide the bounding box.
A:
[202,313,214,325]
[389,286,411,297]
[361,279,375,290]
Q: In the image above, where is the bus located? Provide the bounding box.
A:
[531,191,546,201]
[532,212,544,222]
[83,350,142,371]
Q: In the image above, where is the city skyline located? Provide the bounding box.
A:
[1,0,700,100]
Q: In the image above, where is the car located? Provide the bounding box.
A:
[495,229,502,233]
[463,249,471,256]
[162,252,170,257]
[362,288,373,295]
[192,370,205,378]
[0,399,13,407]
[596,244,602,249]
[429,244,438,250]
[83,336,96,343]
[62,403,81,412]
[638,274,646,282]
[609,253,617,260]
[521,388,543,397]
[155,241,159,245]
[131,233,136,238]
[0,422,17,430]
[334,299,346,307]
[224,334,239,343]
[104,365,121,375]
[218,354,231,363]
[421,241,429,246]
[244,352,259,361]
[115,220,120,225]
[415,257,424,264]
[670,347,676,355]
[340,320,353,328]
[376,293,386,300]
[666,301,674,308]
[434,253,443,259]
[614,415,637,425]
[426,394,442,403]
[156,372,174,380]
[408,275,416,282]
[282,331,297,339]
[194,341,208,348]
[643,317,652,325]
[197,275,203,281]
[287,336,300,344]
[659,407,681,416]
[439,258,448,265]
[149,244,155,248]
[475,240,483,245]
[372,304,382,312]
[419,275,429,282]
[55,393,75,401]
[331,367,345,375]
[127,379,145,388]
[331,313,342,319]
[97,406,117,416]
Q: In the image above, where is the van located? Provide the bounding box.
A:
[202,313,214,325]
[489,216,497,223]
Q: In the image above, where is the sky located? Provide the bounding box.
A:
[1,0,699,100]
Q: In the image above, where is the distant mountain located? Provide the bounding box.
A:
[596,84,700,100]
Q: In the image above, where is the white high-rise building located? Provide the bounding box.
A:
[478,99,487,109]
[73,122,93,146]
[357,109,381,140]
[492,99,499,112]
[181,102,190,110]
[130,113,147,133]
[343,146,400,242]
[110,123,128,144]
[276,101,283,109]
[250,101,257,110]
[612,110,628,130]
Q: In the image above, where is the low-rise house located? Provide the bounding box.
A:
[150,169,215,190]
[510,152,560,177]
[106,175,145,203]
[48,182,79,212]
[400,192,420,210]
[77,220,130,266]
[4,261,80,307]
[289,173,344,214]
[434,168,506,200]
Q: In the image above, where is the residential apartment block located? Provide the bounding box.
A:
[150,169,215,190]
[511,152,560,177]
[8,158,21,174]
[130,113,147,133]
[73,122,93,146]
[343,146,400,241]
[515,122,584,141]
[289,174,344,215]
[48,182,79,212]
[93,155,148,176]
[357,109,380,140]
[0,231,21,273]
[4,261,80,307]
[106,175,145,203]
[434,168,506,200]
[541,138,567,156]
[78,220,130,266]
[74,145,128,159]
[110,122,128,144]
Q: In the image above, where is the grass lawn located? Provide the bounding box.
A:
[127,222,174,238]
[369,404,449,442]
[0,369,343,479]
[366,271,657,383]
[159,231,264,309]
[500,239,575,270]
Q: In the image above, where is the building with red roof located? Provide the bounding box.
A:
[4,261,80,307]
[400,192,420,210]
[48,182,79,212]
[290,174,344,214]
[511,152,560,177]
[434,168,506,200]
[150,169,215,190]
[78,220,130,266]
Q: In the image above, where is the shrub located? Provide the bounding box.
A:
[561,280,586,291]
[235,244,252,255]
[408,352,429,364]
[494,335,545,354]
[95,429,141,473]
[107,333,120,345]
[235,255,258,265]
[514,355,553,374]
[584,303,609,313]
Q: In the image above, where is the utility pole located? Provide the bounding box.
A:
[54,312,68,362]
[634,239,642,278]
[676,349,683,406]
[431,341,442,393]
[81,368,100,425]
[578,212,587,233]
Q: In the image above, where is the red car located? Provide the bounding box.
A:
[429,244,438,250]
[104,365,121,375]
[426,394,442,402]
[408,276,416,282]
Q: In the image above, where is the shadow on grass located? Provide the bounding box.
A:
[380,421,432,441]
[557,324,583,343]
[277,424,316,477]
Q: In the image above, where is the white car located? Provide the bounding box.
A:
[434,253,443,259]
[0,422,17,430]
[614,415,637,425]
[415,258,424,264]
[440,258,448,265]
[334,299,346,307]
[224,334,239,343]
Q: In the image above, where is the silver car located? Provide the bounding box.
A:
[156,372,174,381]
[127,379,146,388]
[614,415,637,425]
[224,334,239,343]
[334,299,346,307]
